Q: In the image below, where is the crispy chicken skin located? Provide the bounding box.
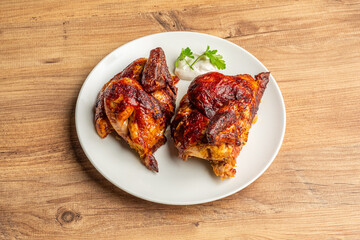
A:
[95,48,178,172]
[171,72,269,179]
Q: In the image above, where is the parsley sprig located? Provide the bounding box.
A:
[175,47,194,69]
[175,46,226,70]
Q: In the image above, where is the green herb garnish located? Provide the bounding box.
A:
[175,46,226,70]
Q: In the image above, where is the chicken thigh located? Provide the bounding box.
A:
[95,58,147,138]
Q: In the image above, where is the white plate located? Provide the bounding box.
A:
[75,32,286,205]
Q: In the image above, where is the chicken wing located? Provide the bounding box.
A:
[171,72,269,179]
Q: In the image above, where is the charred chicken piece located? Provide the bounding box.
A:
[171,72,269,179]
[97,47,178,172]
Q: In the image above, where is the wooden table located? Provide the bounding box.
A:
[1,0,360,239]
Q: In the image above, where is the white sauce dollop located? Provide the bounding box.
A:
[175,54,217,81]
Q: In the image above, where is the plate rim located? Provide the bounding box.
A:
[75,31,286,205]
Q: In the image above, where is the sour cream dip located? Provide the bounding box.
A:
[175,54,217,81]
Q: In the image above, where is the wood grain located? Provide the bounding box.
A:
[1,0,360,239]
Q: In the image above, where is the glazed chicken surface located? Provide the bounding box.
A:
[171,72,269,179]
[95,47,178,172]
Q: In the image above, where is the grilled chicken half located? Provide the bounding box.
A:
[95,47,178,172]
[171,72,269,179]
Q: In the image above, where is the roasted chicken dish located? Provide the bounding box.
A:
[95,47,178,172]
[171,72,269,179]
